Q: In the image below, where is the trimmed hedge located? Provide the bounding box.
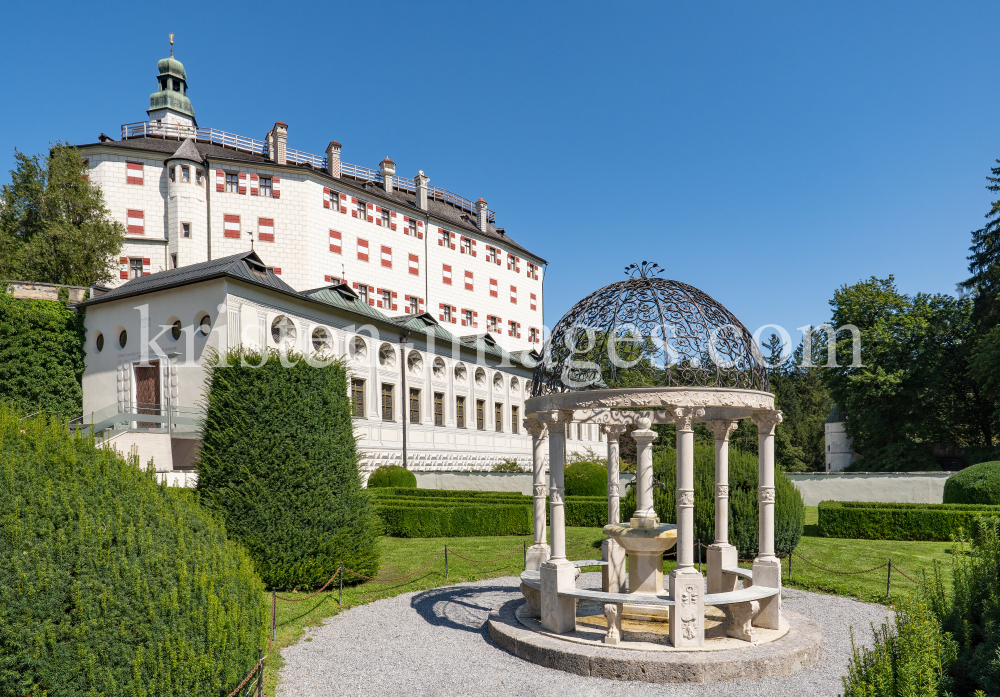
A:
[198,348,381,589]
[818,500,1000,541]
[943,460,1000,505]
[620,446,804,558]
[370,488,527,500]
[368,464,417,488]
[0,406,268,697]
[564,461,607,497]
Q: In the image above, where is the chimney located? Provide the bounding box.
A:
[476,198,489,232]
[380,157,396,194]
[326,141,341,178]
[267,122,288,165]
[415,170,429,211]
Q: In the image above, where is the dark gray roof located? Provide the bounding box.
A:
[75,250,297,307]
[166,138,202,163]
[826,405,847,424]
[77,136,544,263]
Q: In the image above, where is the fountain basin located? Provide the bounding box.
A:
[603,521,678,595]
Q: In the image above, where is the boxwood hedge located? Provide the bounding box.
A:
[0,406,268,697]
[943,460,1000,505]
[818,500,1000,541]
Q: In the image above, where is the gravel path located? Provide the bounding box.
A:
[277,572,891,697]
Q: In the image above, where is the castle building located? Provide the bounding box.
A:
[73,50,604,477]
[77,51,545,353]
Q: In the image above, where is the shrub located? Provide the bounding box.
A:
[0,406,267,697]
[944,460,1000,505]
[370,488,528,500]
[368,464,417,488]
[564,461,607,497]
[621,445,804,558]
[376,502,532,537]
[198,347,381,589]
[818,500,1000,541]
[491,459,527,472]
[0,293,85,416]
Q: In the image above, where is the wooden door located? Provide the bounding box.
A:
[134,361,160,428]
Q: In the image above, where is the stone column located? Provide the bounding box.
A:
[669,406,706,648]
[752,410,783,630]
[630,417,658,528]
[602,423,627,593]
[524,417,550,571]
[705,420,739,594]
[539,410,576,634]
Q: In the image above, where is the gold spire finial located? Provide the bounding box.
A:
[169,32,174,56]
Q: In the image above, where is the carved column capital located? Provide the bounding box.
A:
[539,409,574,427]
[673,406,706,432]
[603,423,628,440]
[704,419,739,441]
[524,418,548,441]
[751,410,783,435]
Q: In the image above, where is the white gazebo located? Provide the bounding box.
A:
[519,263,784,648]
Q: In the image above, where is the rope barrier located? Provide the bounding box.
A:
[224,654,266,697]
[274,568,342,602]
[887,561,936,592]
[343,549,446,582]
[792,550,887,576]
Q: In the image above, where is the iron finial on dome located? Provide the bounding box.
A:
[625,261,662,279]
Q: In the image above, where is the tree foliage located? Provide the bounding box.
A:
[197,348,382,590]
[0,293,85,415]
[0,143,124,286]
[0,406,267,697]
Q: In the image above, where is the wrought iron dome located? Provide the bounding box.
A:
[530,262,768,397]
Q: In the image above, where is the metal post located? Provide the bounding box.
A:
[257,647,263,697]
[789,551,792,582]
[445,545,449,581]
[886,559,892,599]
[271,592,276,642]
[339,562,343,605]
[523,541,526,570]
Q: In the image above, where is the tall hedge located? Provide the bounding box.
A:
[621,445,804,558]
[943,460,1000,505]
[197,348,381,589]
[0,293,85,416]
[0,405,267,697]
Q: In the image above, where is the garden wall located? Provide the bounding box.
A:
[412,471,636,496]
[787,472,951,506]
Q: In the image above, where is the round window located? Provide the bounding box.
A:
[171,320,182,341]
[408,351,423,373]
[350,337,367,361]
[433,357,445,378]
[378,344,395,368]
[271,315,296,345]
[454,364,467,383]
[312,327,332,351]
[475,368,486,388]
[118,330,127,348]
[95,332,104,352]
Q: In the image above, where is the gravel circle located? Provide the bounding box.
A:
[277,572,891,697]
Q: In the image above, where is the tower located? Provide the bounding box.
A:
[147,35,196,129]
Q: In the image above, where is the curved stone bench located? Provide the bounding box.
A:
[519,570,778,644]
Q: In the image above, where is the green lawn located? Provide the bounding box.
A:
[260,507,957,695]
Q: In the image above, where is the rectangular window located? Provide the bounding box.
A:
[409,297,419,314]
[410,388,421,424]
[409,219,417,236]
[358,285,369,304]
[440,229,452,247]
[464,309,474,326]
[259,177,272,196]
[225,173,239,193]
[196,169,203,185]
[126,161,143,185]
[181,166,190,183]
[357,199,367,219]
[465,270,474,291]
[495,403,503,432]
[476,399,485,430]
[382,289,392,308]
[182,222,191,238]
[511,406,519,434]
[488,315,499,333]
[170,253,178,269]
[130,258,144,279]
[528,262,538,280]
[258,217,274,242]
[127,209,144,235]
[486,246,497,264]
[442,305,453,323]
[461,238,471,254]
[456,396,466,428]
[381,245,392,268]
[529,327,539,344]
[434,392,444,426]
[381,384,394,421]
[351,379,365,417]
[442,264,452,285]
[380,209,390,227]
[169,166,176,182]
[224,214,240,238]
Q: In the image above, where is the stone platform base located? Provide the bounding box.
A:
[487,600,822,683]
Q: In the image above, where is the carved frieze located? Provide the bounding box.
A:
[758,486,776,504]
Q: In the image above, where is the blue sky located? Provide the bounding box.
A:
[2,1,998,347]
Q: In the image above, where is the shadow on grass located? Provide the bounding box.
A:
[409,583,519,635]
